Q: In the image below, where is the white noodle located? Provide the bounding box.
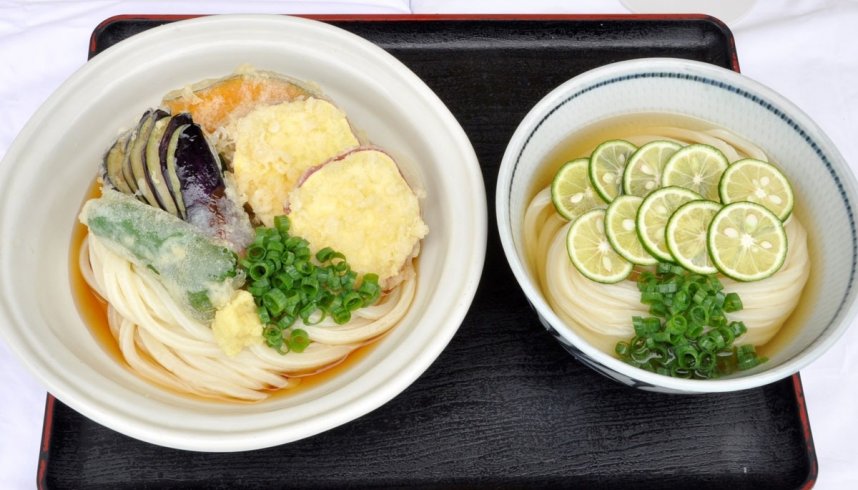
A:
[82,235,415,401]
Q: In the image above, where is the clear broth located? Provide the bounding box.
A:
[528,112,819,360]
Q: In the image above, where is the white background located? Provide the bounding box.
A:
[1,1,856,488]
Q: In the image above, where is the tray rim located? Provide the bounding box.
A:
[88,13,740,72]
[39,13,814,490]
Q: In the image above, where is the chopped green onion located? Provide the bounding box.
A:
[641,291,662,304]
[273,273,294,291]
[332,307,351,324]
[614,262,760,379]
[698,352,716,371]
[246,244,266,262]
[296,247,311,261]
[283,264,301,280]
[257,305,271,325]
[274,215,291,235]
[724,292,743,313]
[343,291,363,311]
[315,247,335,262]
[730,321,747,337]
[297,302,316,322]
[665,315,687,335]
[247,284,268,298]
[288,328,311,353]
[266,240,285,255]
[631,348,652,363]
[708,329,726,349]
[735,344,767,370]
[692,289,707,305]
[686,322,704,339]
[699,336,717,353]
[672,290,690,312]
[249,261,271,281]
[284,236,304,250]
[318,291,336,310]
[277,315,296,330]
[689,305,708,325]
[333,261,350,273]
[675,345,699,369]
[262,288,289,316]
[301,276,320,297]
[717,326,735,346]
[649,302,668,317]
[241,215,387,354]
[296,261,313,275]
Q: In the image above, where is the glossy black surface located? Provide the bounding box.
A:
[41,17,812,489]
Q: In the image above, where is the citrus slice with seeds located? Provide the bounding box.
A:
[551,158,607,221]
[589,140,637,203]
[707,202,787,281]
[719,158,794,221]
[665,200,722,274]
[622,140,682,197]
[566,209,634,283]
[605,195,656,265]
[662,144,729,201]
[636,186,703,262]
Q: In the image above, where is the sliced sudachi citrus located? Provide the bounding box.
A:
[589,139,637,203]
[636,186,703,262]
[719,158,794,221]
[622,140,682,198]
[707,201,788,281]
[662,143,729,201]
[665,200,722,274]
[551,158,607,221]
[605,195,656,265]
[566,208,634,283]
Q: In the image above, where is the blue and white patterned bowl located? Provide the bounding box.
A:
[497,58,858,394]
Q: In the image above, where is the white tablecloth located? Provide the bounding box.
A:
[1,1,856,488]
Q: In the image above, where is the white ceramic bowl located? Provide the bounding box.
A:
[497,58,858,394]
[0,15,486,450]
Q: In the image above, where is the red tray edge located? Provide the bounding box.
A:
[87,13,739,73]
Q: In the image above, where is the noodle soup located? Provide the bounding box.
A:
[72,69,430,402]
[0,15,485,450]
[497,58,858,393]
[522,113,814,372]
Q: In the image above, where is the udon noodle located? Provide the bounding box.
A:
[81,235,415,401]
[524,124,811,355]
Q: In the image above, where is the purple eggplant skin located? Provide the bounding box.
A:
[171,123,254,251]
[159,113,194,218]
[140,110,172,209]
[173,124,225,198]
[120,112,151,195]
[102,131,133,194]
[128,110,168,208]
[99,109,253,251]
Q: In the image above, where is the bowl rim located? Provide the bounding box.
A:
[0,14,487,450]
[497,57,858,393]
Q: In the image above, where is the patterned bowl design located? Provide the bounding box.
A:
[497,58,858,394]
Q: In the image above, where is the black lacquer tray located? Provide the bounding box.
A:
[39,15,816,489]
